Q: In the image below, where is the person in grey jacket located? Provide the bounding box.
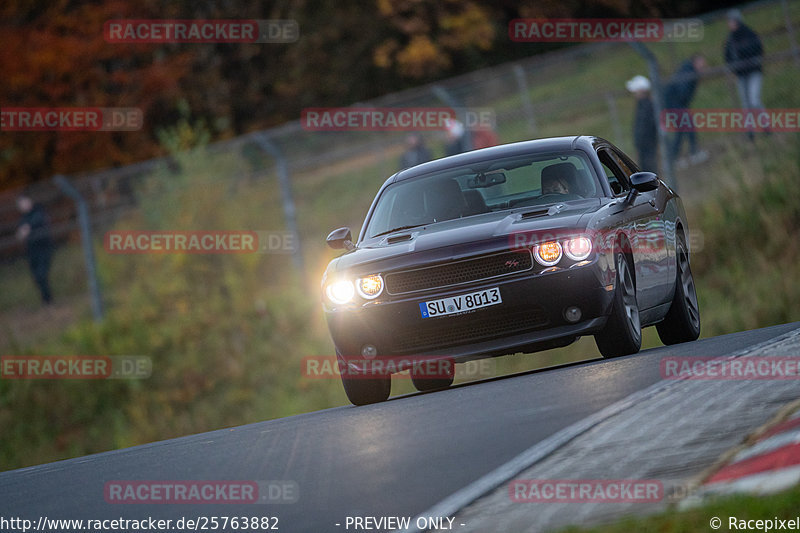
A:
[724,9,766,139]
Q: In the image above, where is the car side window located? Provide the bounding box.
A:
[610,147,639,176]
[597,149,630,197]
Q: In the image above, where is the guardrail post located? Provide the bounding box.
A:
[53,174,104,322]
[604,92,625,148]
[513,64,537,133]
[253,134,304,276]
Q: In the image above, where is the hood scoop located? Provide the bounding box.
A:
[386,233,414,244]
[518,203,567,221]
[520,206,550,219]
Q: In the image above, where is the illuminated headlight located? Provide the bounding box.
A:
[356,274,384,299]
[564,236,593,261]
[326,280,355,305]
[534,241,562,267]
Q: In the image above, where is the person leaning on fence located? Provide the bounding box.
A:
[724,8,767,140]
[664,54,709,169]
[16,193,54,305]
[626,75,658,173]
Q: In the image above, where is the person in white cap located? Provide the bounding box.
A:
[444,118,468,156]
[724,8,766,140]
[626,75,658,173]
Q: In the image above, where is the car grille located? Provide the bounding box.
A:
[385,250,533,295]
[390,307,548,354]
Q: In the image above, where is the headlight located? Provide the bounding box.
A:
[326,280,355,305]
[534,241,562,267]
[564,236,593,261]
[356,274,384,299]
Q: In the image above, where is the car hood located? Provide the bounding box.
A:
[328,199,603,275]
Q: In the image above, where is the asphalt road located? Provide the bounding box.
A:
[2,322,798,533]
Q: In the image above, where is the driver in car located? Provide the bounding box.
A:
[540,162,585,198]
[541,173,571,195]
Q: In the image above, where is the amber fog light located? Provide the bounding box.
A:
[356,274,384,299]
[534,241,562,267]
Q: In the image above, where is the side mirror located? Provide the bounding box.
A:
[630,171,659,193]
[326,227,355,251]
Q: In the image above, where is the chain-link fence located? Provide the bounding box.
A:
[1,0,798,319]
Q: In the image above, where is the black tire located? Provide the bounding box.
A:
[337,351,391,406]
[656,236,701,345]
[595,251,642,358]
[410,358,455,392]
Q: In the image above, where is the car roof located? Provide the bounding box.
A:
[390,135,604,184]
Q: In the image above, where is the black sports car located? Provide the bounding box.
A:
[322,136,700,405]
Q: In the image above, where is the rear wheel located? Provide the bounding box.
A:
[595,252,642,358]
[337,351,391,406]
[656,236,701,345]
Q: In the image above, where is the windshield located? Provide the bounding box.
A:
[365,151,599,238]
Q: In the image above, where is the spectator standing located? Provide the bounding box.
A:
[724,8,766,140]
[444,119,469,156]
[16,193,54,305]
[625,75,658,173]
[664,54,709,168]
[399,133,433,170]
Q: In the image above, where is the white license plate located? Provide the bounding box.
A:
[420,287,502,318]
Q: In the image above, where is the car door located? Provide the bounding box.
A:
[597,147,669,311]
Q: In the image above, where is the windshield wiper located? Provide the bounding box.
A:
[371,224,427,238]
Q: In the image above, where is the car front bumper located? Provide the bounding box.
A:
[324,259,615,364]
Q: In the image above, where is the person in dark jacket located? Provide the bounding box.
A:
[399,133,433,170]
[663,54,708,167]
[16,193,54,304]
[724,9,766,139]
[626,75,658,173]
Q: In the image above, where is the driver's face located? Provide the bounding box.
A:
[543,179,569,195]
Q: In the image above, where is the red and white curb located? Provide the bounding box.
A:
[683,409,800,505]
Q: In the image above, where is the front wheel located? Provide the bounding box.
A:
[595,252,642,358]
[410,358,455,392]
[337,351,391,406]
[656,237,701,345]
